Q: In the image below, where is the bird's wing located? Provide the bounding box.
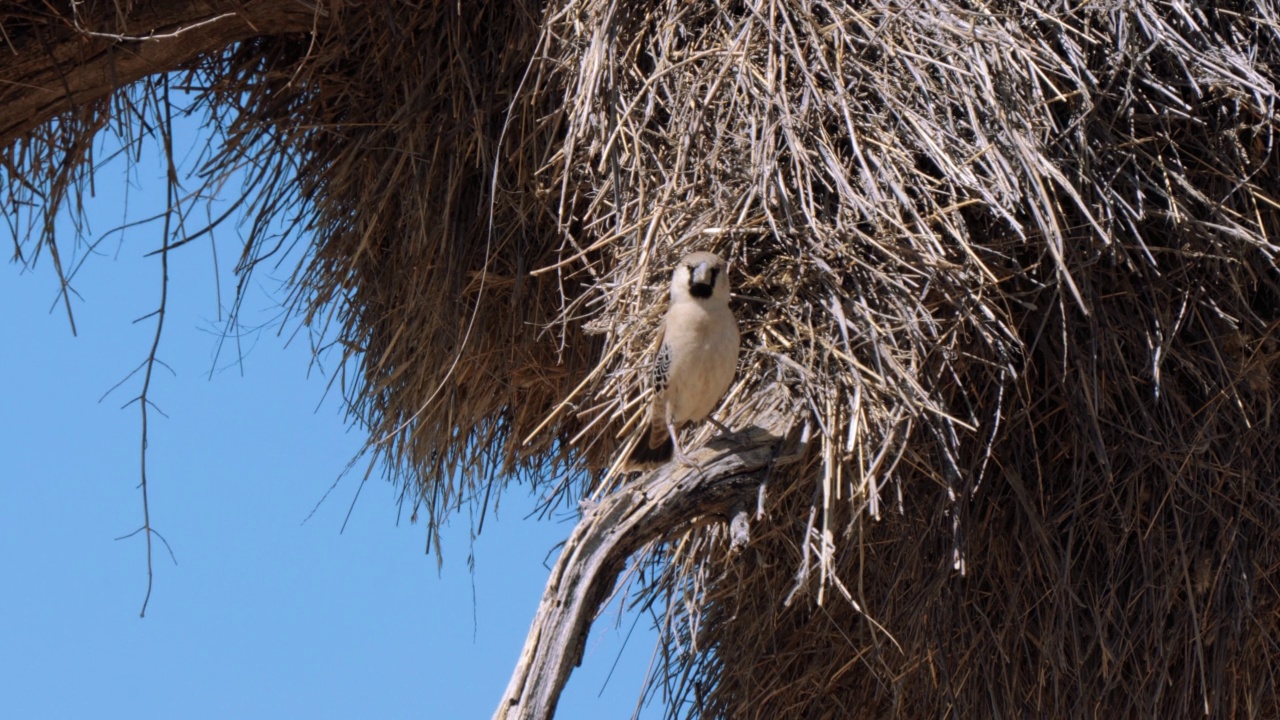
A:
[652,328,671,396]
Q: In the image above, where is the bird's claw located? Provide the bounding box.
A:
[674,448,702,470]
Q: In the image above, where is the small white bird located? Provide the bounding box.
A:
[628,251,740,468]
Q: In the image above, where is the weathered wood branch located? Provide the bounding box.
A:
[495,418,789,720]
[0,0,323,146]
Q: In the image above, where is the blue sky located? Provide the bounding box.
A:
[1,109,660,719]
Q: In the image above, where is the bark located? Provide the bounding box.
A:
[0,0,322,146]
[495,417,789,720]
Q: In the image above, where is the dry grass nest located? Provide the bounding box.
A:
[7,0,1280,717]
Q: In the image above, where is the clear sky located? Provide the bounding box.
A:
[1,107,661,719]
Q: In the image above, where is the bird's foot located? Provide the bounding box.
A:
[707,416,746,444]
[673,447,703,470]
[667,421,706,474]
[674,449,709,479]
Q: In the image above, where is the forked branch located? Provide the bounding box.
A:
[495,417,789,720]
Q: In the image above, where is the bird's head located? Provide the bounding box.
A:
[671,251,730,304]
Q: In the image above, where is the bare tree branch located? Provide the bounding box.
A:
[0,0,324,147]
[495,416,790,720]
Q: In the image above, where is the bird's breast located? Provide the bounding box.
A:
[662,305,739,423]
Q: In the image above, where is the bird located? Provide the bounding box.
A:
[627,251,740,469]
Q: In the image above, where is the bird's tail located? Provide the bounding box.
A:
[626,423,674,469]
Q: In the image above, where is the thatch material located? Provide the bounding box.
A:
[7,0,1280,717]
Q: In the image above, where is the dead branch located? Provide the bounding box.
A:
[495,417,789,720]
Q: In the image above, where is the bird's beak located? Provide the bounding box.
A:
[688,262,717,299]
[691,262,715,287]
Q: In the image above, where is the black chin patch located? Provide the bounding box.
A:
[689,282,714,298]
